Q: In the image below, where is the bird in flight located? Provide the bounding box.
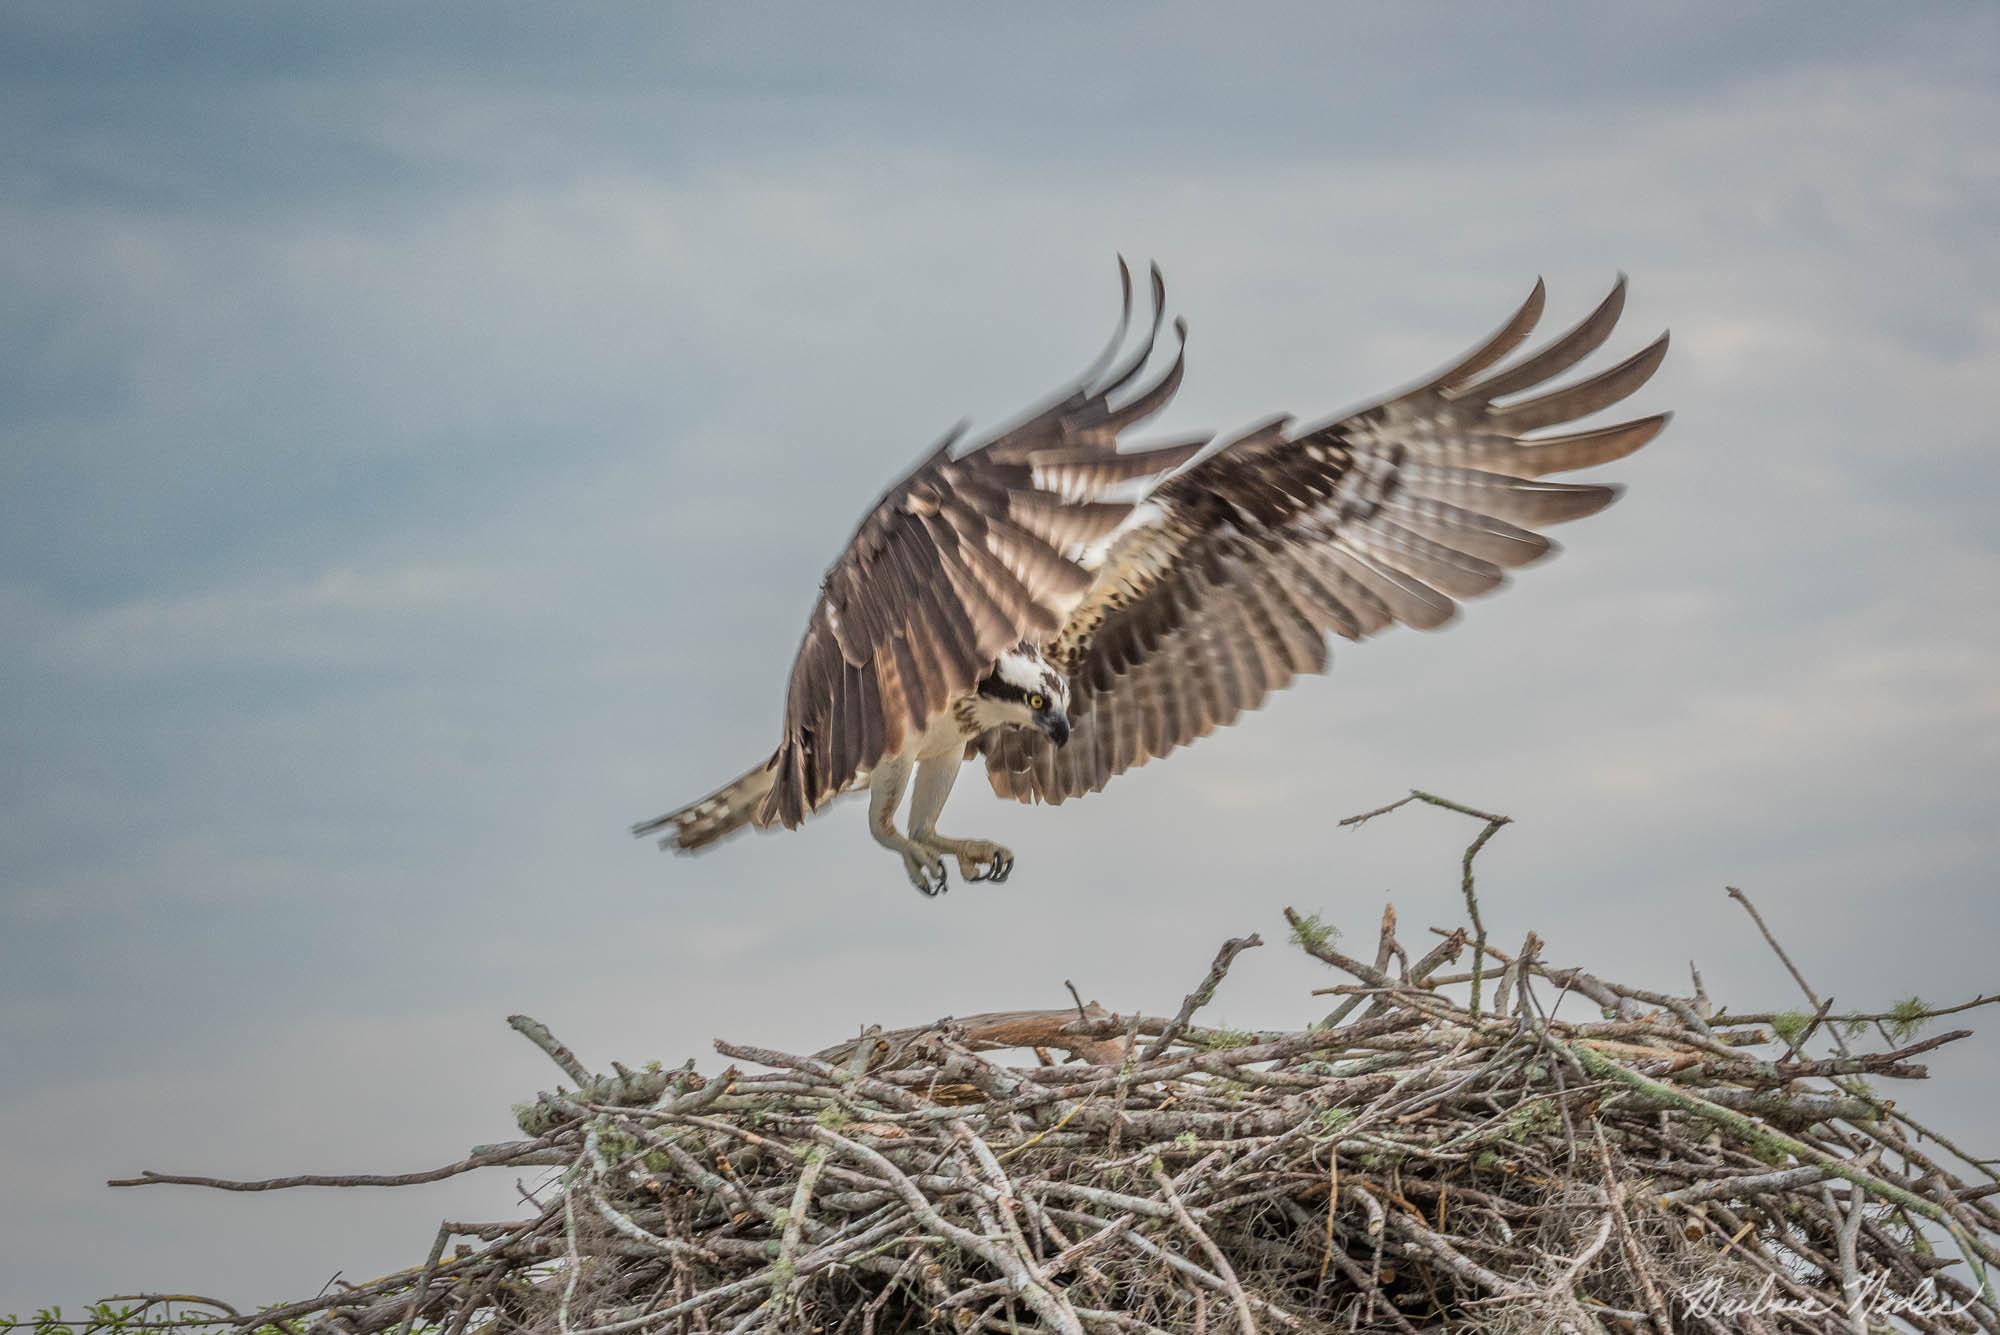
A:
[635,264,1669,895]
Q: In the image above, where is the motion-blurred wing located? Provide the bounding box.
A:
[981,277,1669,804]
[754,264,1204,827]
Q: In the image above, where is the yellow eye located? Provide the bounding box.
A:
[1028,693,1046,711]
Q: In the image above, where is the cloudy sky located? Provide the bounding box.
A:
[3,2,1997,1313]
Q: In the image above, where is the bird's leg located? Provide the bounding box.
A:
[907,754,1014,884]
[867,756,945,896]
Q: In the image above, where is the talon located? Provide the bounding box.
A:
[902,847,948,897]
[950,842,1014,886]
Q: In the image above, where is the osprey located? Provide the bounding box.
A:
[636,265,1669,895]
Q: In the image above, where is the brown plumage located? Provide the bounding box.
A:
[635,262,1205,850]
[636,266,1670,884]
[980,274,1669,804]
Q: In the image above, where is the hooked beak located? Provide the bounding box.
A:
[1040,713,1071,748]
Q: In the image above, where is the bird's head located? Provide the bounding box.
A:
[975,647,1071,746]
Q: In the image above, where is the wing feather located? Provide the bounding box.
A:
[1324,544,1457,629]
[1399,463,1624,524]
[1080,264,1171,413]
[1004,492,1131,555]
[1251,564,1329,675]
[1423,278,1548,391]
[1347,515,1506,599]
[1380,496,1551,568]
[1468,274,1627,399]
[1486,335,1670,434]
[1027,437,1207,500]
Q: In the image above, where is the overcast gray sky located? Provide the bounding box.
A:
[3,2,1997,1313]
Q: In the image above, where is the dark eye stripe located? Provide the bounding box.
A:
[978,669,1066,710]
[977,674,1030,704]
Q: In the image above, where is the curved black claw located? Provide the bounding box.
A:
[968,851,1014,884]
[903,846,949,897]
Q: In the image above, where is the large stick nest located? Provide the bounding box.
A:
[105,796,2000,1334]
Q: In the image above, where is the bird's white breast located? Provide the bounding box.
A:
[909,702,978,761]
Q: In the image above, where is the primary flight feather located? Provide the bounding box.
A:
[635,263,1669,895]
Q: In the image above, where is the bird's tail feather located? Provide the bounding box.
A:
[632,762,777,853]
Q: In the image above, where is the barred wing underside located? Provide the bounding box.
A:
[981,277,1670,804]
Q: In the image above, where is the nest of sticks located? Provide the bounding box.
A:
[108,794,2000,1334]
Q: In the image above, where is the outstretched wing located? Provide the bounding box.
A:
[754,264,1205,828]
[980,277,1669,804]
